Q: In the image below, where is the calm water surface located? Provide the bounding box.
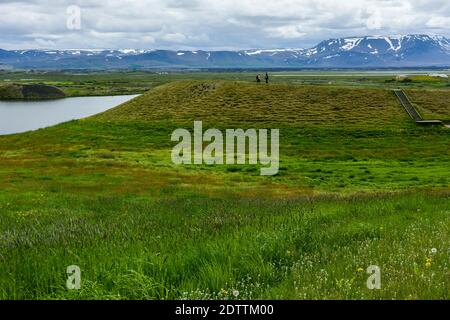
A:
[0,95,139,135]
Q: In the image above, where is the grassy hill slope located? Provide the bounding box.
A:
[96,81,409,129]
[0,83,66,100]
[0,83,23,99]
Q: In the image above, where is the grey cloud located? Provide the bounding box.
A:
[0,0,448,50]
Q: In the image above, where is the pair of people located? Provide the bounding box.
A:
[256,72,269,84]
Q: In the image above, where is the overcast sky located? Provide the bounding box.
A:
[1,0,449,50]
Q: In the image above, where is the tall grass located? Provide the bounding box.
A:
[1,192,448,300]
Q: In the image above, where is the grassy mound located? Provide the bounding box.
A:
[405,89,450,121]
[0,83,23,99]
[0,83,66,100]
[96,80,409,129]
[1,192,449,300]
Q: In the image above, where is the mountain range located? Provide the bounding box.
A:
[1,34,449,70]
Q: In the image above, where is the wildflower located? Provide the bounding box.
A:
[286,250,292,256]
[425,257,432,268]
[357,267,364,273]
[430,248,437,254]
[232,290,239,297]
[220,288,228,296]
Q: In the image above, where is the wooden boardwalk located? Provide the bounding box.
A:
[393,89,443,126]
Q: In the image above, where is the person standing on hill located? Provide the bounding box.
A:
[256,74,261,83]
[265,72,269,84]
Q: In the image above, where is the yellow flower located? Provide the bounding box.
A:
[425,262,432,268]
[357,267,364,273]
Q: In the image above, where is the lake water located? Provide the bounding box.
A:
[0,95,139,135]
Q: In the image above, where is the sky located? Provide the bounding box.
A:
[0,0,449,50]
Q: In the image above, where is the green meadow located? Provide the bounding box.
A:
[0,78,449,299]
[1,69,449,98]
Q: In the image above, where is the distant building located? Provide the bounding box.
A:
[428,73,449,78]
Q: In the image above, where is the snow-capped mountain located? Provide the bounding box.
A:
[0,34,449,70]
[292,34,450,67]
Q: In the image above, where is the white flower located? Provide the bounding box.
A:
[232,290,239,297]
[431,248,437,254]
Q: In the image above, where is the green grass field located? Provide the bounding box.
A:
[406,89,450,121]
[1,69,449,98]
[0,78,449,299]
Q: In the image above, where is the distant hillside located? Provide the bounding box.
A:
[94,80,409,129]
[0,84,66,100]
[0,84,23,99]
[1,34,449,70]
